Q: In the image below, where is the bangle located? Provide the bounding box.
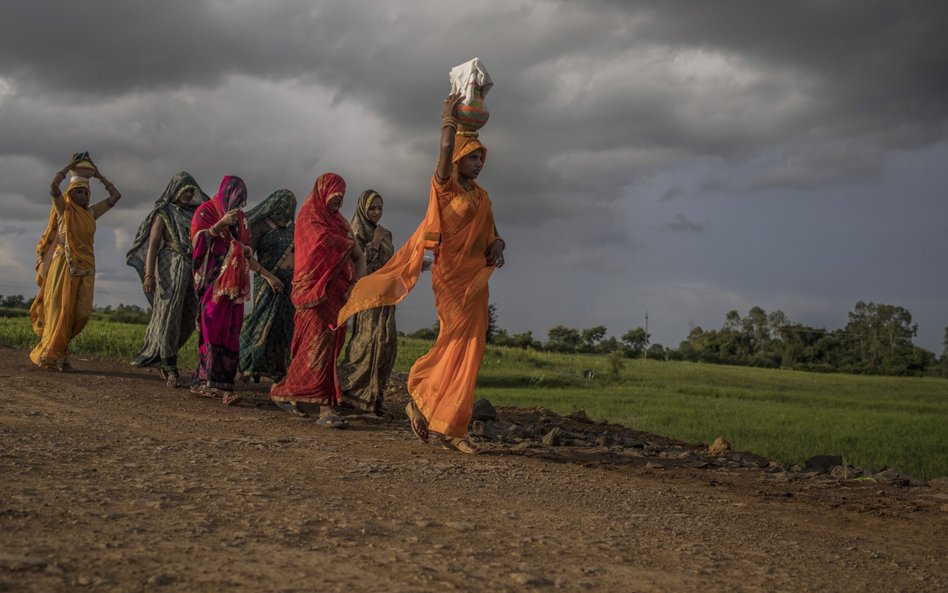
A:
[441,116,458,129]
[144,273,155,280]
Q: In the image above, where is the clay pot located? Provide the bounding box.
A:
[71,161,96,179]
[456,88,490,131]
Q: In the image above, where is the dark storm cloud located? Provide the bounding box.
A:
[2,1,947,351]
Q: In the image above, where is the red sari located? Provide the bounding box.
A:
[270,173,355,405]
[189,176,252,392]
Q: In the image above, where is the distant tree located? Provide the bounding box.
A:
[646,343,666,361]
[409,320,440,340]
[580,325,607,353]
[621,327,649,358]
[844,301,920,373]
[1,294,27,309]
[547,325,582,353]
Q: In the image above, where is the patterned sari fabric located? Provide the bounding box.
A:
[271,173,355,405]
[29,179,112,368]
[238,189,297,382]
[338,190,397,413]
[189,176,251,392]
[339,136,497,437]
[126,172,207,373]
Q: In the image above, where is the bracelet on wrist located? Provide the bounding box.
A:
[441,116,458,129]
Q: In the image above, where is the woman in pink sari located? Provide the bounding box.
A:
[190,175,284,404]
[270,173,366,426]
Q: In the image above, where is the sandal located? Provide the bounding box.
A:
[315,415,347,429]
[189,386,216,399]
[221,392,242,406]
[159,368,169,381]
[57,361,76,373]
[274,400,310,418]
[166,371,180,388]
[441,437,482,455]
[405,401,429,443]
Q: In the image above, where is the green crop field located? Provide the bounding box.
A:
[3,316,946,480]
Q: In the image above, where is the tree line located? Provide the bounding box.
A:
[406,302,947,378]
[0,294,150,324]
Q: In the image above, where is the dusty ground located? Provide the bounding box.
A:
[0,347,945,593]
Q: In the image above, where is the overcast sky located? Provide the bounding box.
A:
[1,1,946,352]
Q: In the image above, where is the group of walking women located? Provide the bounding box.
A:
[28,92,505,453]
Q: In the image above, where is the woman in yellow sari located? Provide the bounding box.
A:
[339,92,506,453]
[30,154,122,371]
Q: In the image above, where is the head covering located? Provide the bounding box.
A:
[190,175,252,303]
[349,189,382,245]
[245,188,297,245]
[453,135,487,166]
[290,172,355,314]
[67,176,91,192]
[126,171,208,294]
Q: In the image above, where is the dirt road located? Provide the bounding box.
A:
[1,348,945,592]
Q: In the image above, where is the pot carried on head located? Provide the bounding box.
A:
[450,58,493,133]
[70,151,96,179]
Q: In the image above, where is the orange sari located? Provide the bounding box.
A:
[339,137,496,437]
[29,180,107,367]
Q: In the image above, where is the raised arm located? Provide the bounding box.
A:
[435,92,463,183]
[87,156,122,210]
[49,155,83,212]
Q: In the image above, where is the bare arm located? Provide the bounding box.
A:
[435,92,463,183]
[49,156,82,212]
[86,156,122,211]
[350,237,367,278]
[248,254,284,294]
[142,216,165,294]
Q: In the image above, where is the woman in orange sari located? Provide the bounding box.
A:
[339,93,506,453]
[270,173,366,427]
[30,154,122,371]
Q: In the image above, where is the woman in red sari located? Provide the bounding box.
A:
[270,173,366,426]
[190,175,284,404]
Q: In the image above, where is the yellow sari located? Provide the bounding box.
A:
[339,136,496,437]
[29,180,107,367]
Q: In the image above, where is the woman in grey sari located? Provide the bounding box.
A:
[238,189,297,383]
[339,190,397,414]
[127,171,208,387]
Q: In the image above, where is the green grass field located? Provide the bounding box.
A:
[3,316,946,480]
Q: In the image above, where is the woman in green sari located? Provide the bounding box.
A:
[338,190,397,414]
[238,189,297,383]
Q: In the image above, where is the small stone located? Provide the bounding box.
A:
[830,465,864,480]
[595,435,614,447]
[804,455,843,473]
[43,563,65,575]
[0,553,47,571]
[542,427,563,447]
[927,477,948,490]
[146,573,174,587]
[568,410,591,422]
[707,437,731,457]
[471,399,497,421]
[872,468,909,485]
[510,572,552,587]
[645,462,664,470]
[621,437,645,449]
